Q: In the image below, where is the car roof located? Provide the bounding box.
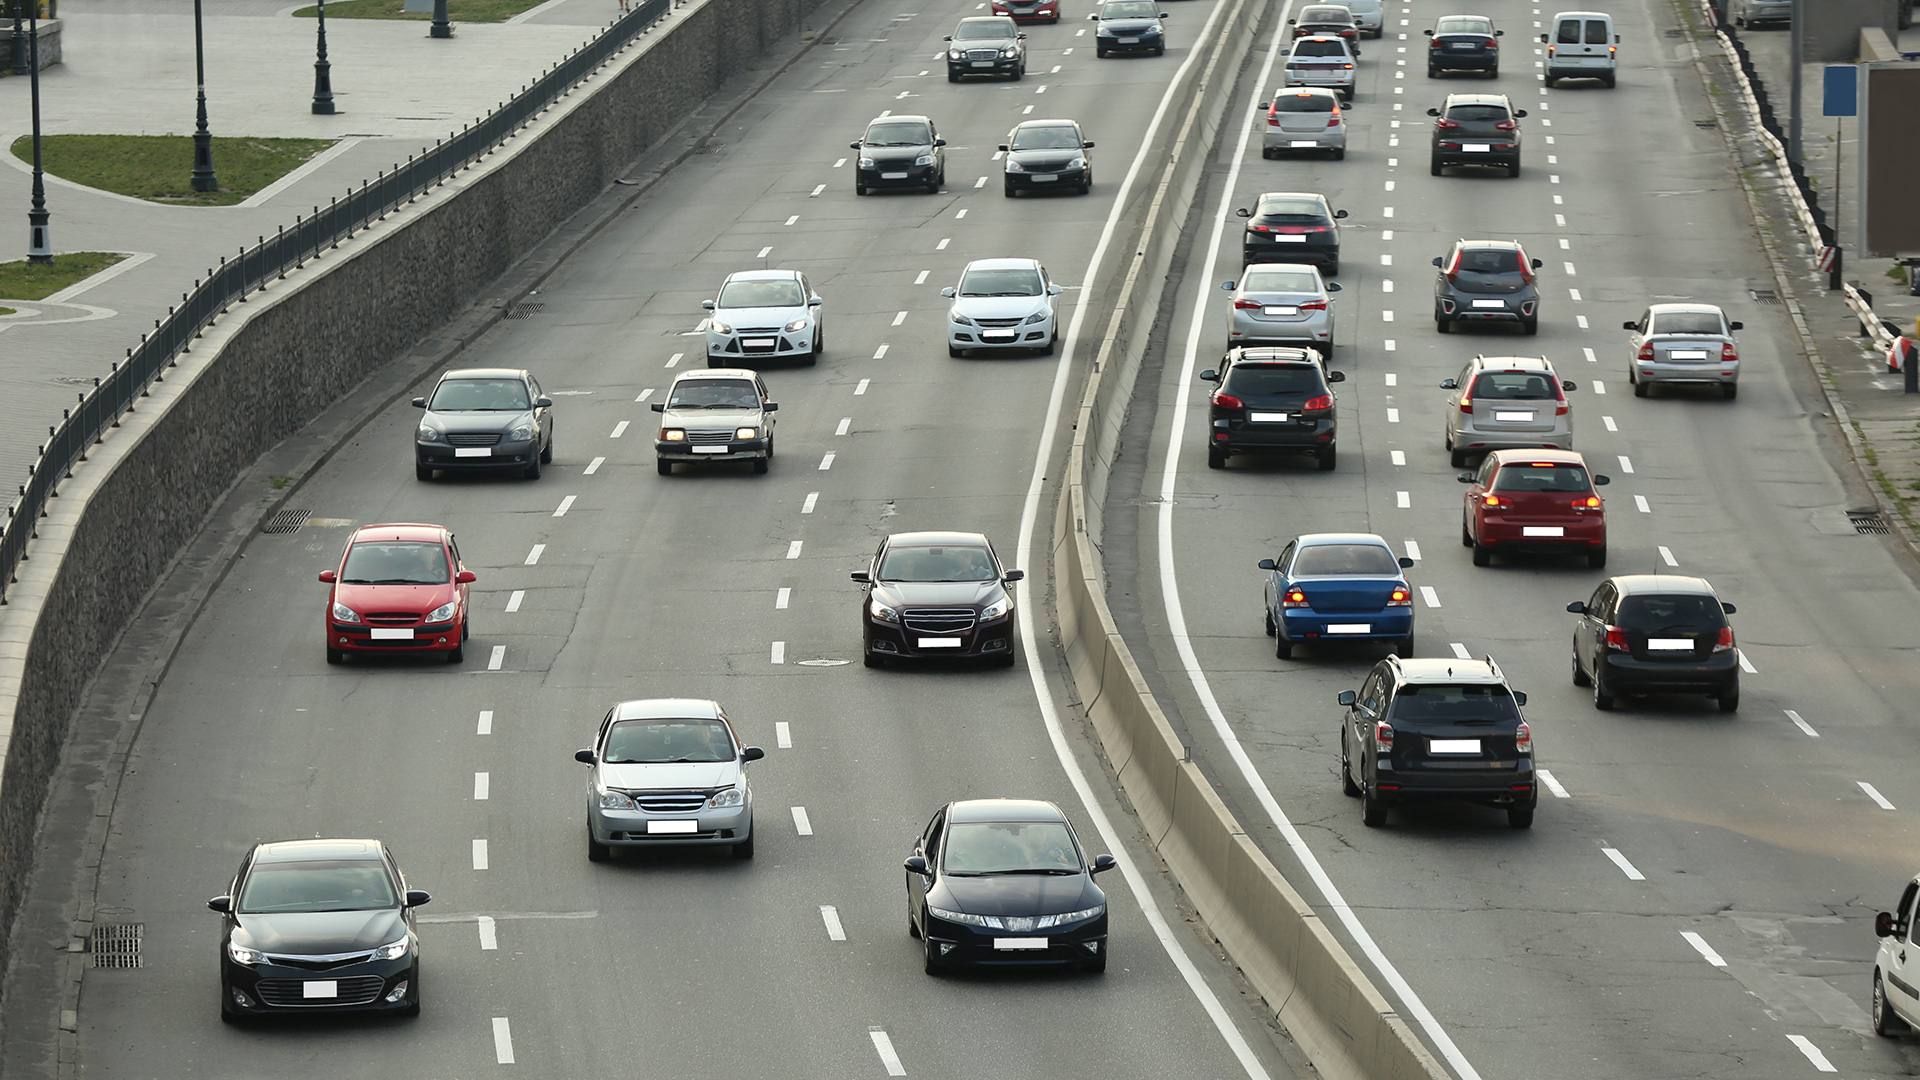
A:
[1436,13,1494,23]
[1487,448,1588,467]
[885,530,993,548]
[1553,10,1613,18]
[613,698,726,721]
[1295,532,1395,549]
[1470,355,1554,372]
[349,523,448,543]
[1292,34,1353,45]
[1257,190,1330,204]
[723,268,803,282]
[440,367,527,381]
[253,839,386,863]
[957,14,1017,23]
[672,368,758,382]
[1389,657,1507,685]
[948,798,1068,823]
[1013,118,1080,130]
[1228,346,1322,365]
[962,257,1043,271]
[869,113,933,125]
[1299,6,1354,17]
[1647,302,1728,316]
[1608,574,1720,597]
[1272,87,1341,100]
[1442,93,1514,108]
[1454,238,1524,251]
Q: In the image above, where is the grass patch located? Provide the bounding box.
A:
[269,475,295,491]
[0,252,129,301]
[292,0,545,22]
[7,134,334,207]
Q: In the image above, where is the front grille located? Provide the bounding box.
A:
[255,975,386,1007]
[365,612,421,625]
[270,950,377,971]
[628,789,715,812]
[446,432,502,447]
[685,430,735,445]
[904,608,978,634]
[966,48,1001,59]
[975,318,1023,328]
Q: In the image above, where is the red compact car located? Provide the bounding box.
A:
[1460,449,1609,568]
[992,0,1059,22]
[320,523,475,664]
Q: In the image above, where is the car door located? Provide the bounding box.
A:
[1464,455,1497,538]
[1578,581,1616,677]
[753,376,776,437]
[1266,539,1299,617]
[526,372,551,443]
[908,808,946,921]
[1889,881,1920,1023]
[1352,670,1388,779]
[1443,360,1477,440]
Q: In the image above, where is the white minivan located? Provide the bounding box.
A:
[1541,11,1618,87]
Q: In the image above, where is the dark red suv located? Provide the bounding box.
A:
[1459,450,1609,568]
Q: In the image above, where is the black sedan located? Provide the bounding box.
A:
[1425,14,1503,77]
[905,799,1115,974]
[414,367,554,480]
[209,838,429,1022]
[1000,118,1095,196]
[1236,191,1346,273]
[852,530,1024,667]
[1088,0,1168,57]
[851,115,947,195]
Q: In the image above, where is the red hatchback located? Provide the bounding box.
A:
[1459,450,1610,568]
[991,0,1059,22]
[320,524,475,665]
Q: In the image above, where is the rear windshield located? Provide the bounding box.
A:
[1299,6,1351,21]
[955,19,1015,38]
[1010,125,1081,150]
[717,279,804,308]
[1242,268,1322,294]
[945,821,1081,874]
[1272,92,1336,112]
[1254,198,1327,220]
[879,544,998,582]
[1556,20,1581,42]
[1470,372,1557,399]
[1616,594,1725,631]
[1293,39,1350,56]
[1293,544,1400,576]
[1454,248,1522,274]
[864,121,932,146]
[668,379,759,409]
[1584,18,1609,43]
[1444,105,1511,123]
[1224,365,1321,395]
[240,860,397,914]
[1649,311,1726,335]
[429,378,530,411]
[341,541,449,585]
[1436,17,1490,33]
[1103,1,1157,16]
[1490,464,1592,492]
[1390,684,1520,722]
[602,718,735,764]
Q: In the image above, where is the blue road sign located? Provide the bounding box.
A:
[1824,65,1858,117]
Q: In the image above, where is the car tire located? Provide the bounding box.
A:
[1427,65,1439,78]
[1593,676,1616,711]
[1396,634,1414,657]
[864,651,884,669]
[1340,730,1362,797]
[656,458,672,476]
[1275,633,1293,659]
[1043,332,1058,356]
[752,456,769,475]
[1450,448,1468,468]
[1718,685,1740,713]
[1507,803,1534,829]
[1508,162,1522,179]
[587,831,611,862]
[523,454,541,480]
[1462,520,1474,547]
[811,332,823,361]
[1318,447,1336,471]
[1437,315,1453,333]
[1005,181,1017,197]
[949,344,964,358]
[1096,46,1108,57]
[731,830,755,859]
[327,647,343,665]
[1521,316,1538,334]
[947,69,960,82]
[1588,546,1607,569]
[1634,379,1650,398]
[1155,45,1165,55]
[1080,177,1092,195]
[1876,972,1911,1035]
[1261,147,1275,160]
[540,431,554,464]
[908,909,921,939]
[1332,147,1346,160]
[1012,62,1024,80]
[415,461,432,482]
[1207,446,1227,469]
[446,639,464,664]
[1601,72,1616,88]
[1572,652,1591,686]
[1723,383,1739,400]
[1361,784,1387,827]
[1487,65,1498,79]
[923,935,945,976]
[1325,259,1339,276]
[1083,947,1108,974]
[1471,541,1491,567]
[1264,608,1277,636]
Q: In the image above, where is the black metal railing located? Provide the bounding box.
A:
[0,0,672,604]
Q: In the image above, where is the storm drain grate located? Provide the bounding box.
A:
[1750,289,1780,304]
[91,924,143,968]
[1665,28,1686,36]
[263,509,311,534]
[505,303,544,320]
[1695,119,1718,129]
[1850,511,1891,535]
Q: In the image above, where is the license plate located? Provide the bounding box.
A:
[454,447,491,458]
[1290,140,1318,148]
[919,637,963,648]
[982,331,1016,341]
[303,981,339,999]
[691,445,728,454]
[1429,739,1481,754]
[1031,174,1057,182]
[1117,35,1138,42]
[1668,349,1708,360]
[648,820,699,834]
[743,337,776,348]
[1463,143,1490,152]
[1328,623,1371,634]
[972,60,996,66]
[1471,299,1505,309]
[1276,235,1308,242]
[1494,410,1533,421]
[881,171,908,179]
[1264,306,1299,316]
[1648,638,1694,651]
[1450,41,1475,48]
[1249,411,1290,422]
[370,627,414,640]
[1521,526,1564,537]
[994,937,1049,950]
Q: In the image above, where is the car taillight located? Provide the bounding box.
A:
[1387,586,1412,607]
[1234,298,1264,310]
[1374,721,1394,753]
[1494,119,1516,131]
[1212,392,1245,409]
[1430,38,1444,49]
[1283,586,1310,608]
[1436,118,1460,131]
[1712,626,1735,653]
[1721,343,1738,362]
[1249,225,1272,233]
[1608,44,1616,56]
[1556,397,1569,416]
[1604,626,1629,652]
[1303,394,1334,411]
[1514,721,1531,755]
[1638,344,1656,362]
[1482,493,1508,507]
[1459,392,1474,414]
[1327,113,1342,128]
[1571,494,1601,509]
[1485,36,1499,49]
[1299,299,1328,311]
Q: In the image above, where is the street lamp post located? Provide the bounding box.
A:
[311,0,334,114]
[26,0,50,263]
[10,0,28,77]
[430,0,451,38]
[190,0,218,192]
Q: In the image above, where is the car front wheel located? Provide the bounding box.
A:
[1876,972,1910,1036]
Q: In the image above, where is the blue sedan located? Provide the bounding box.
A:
[1259,533,1416,659]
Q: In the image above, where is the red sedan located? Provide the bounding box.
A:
[1460,449,1610,568]
[320,523,475,664]
[991,0,1060,22]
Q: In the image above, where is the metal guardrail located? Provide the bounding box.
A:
[0,0,671,604]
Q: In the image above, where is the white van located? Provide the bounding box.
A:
[1333,0,1384,37]
[1541,11,1618,87]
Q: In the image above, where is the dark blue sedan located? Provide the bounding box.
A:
[1260,533,1416,659]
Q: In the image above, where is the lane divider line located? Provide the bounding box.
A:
[1601,846,1645,881]
[819,452,836,470]
[1419,586,1441,609]
[492,1017,515,1064]
[1583,347,1596,362]
[775,721,793,749]
[1395,491,1410,508]
[1785,1035,1836,1073]
[802,492,819,514]
[1403,539,1421,561]
[505,591,524,613]
[1602,416,1617,432]
[821,905,847,941]
[1617,455,1634,474]
[776,587,791,609]
[553,495,576,518]
[1786,709,1819,737]
[1739,652,1757,674]
[1634,495,1650,513]
[892,311,909,326]
[792,806,813,836]
[478,915,498,951]
[836,417,852,436]
[487,646,506,670]
[786,541,804,559]
[584,456,605,475]
[1537,769,1570,798]
[914,270,929,285]
[1860,781,1897,810]
[1658,546,1676,567]
[874,343,890,360]
[525,544,545,565]
[1680,931,1726,967]
[1451,642,1471,659]
[477,710,493,735]
[757,245,773,258]
[474,772,490,800]
[1592,379,1605,394]
[855,379,871,395]
[869,1029,907,1076]
[611,420,630,438]
[772,641,786,664]
[1569,288,1583,302]
[810,183,826,197]
[1390,450,1406,465]
[472,840,489,871]
[637,388,654,402]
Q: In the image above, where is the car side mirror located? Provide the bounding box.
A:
[1539,32,1549,42]
[575,748,596,764]
[1426,108,1441,117]
[207,895,232,913]
[1439,378,1458,389]
[998,143,1010,152]
[1017,31,1027,37]
[1004,569,1026,582]
[1622,321,1637,330]
[411,396,427,408]
[1614,33,1621,42]
[1090,854,1117,874]
[702,300,717,310]
[1878,911,1898,938]
[318,569,337,583]
[810,296,823,306]
[1513,109,1528,118]
[1326,282,1342,292]
[1234,207,1251,218]
[1258,558,1277,570]
[1457,473,1475,483]
[934,138,947,147]
[1083,141,1095,148]
[1531,258,1543,269]
[1338,690,1357,706]
[1199,369,1220,382]
[850,140,862,149]
[941,287,957,298]
[1221,280,1236,291]
[1566,601,1587,614]
[904,855,930,875]
[1048,284,1063,295]
[1333,209,1348,219]
[764,402,779,413]
[1398,556,1415,568]
[1494,28,1504,35]
[741,746,765,762]
[851,570,872,584]
[1512,691,1528,707]
[1728,321,1743,331]
[456,570,477,584]
[1087,12,1097,18]
[1287,17,1296,23]
[405,890,432,908]
[1432,256,1444,266]
[1593,475,1610,486]
[651,402,665,412]
[1325,370,1345,383]
[1561,380,1576,391]
[943,34,953,39]
[1279,47,1290,54]
[536,396,553,409]
[1422,27,1434,35]
[1721,603,1737,615]
[1159,11,1168,16]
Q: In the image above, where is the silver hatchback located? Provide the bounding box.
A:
[1439,355,1577,466]
[576,698,765,861]
[1624,303,1742,399]
[1222,263,1341,354]
[1260,88,1349,158]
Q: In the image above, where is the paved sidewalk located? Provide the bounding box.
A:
[0,0,624,480]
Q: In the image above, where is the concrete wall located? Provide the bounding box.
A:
[1805,0,1899,60]
[0,0,819,997]
[2,19,61,73]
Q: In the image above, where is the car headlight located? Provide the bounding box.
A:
[784,317,810,333]
[661,429,686,442]
[709,786,745,808]
[227,940,270,966]
[870,599,901,623]
[858,157,876,169]
[508,423,534,442]
[332,601,362,624]
[1036,905,1105,929]
[368,936,410,962]
[982,594,1013,621]
[598,788,637,810]
[734,427,759,440]
[424,600,458,624]
[914,154,935,166]
[949,48,965,58]
[709,319,733,335]
[1000,45,1018,56]
[927,906,1000,928]
[1142,23,1161,34]
[949,309,974,326]
[1024,310,1050,325]
[1005,159,1029,173]
[417,426,441,442]
[1066,156,1086,169]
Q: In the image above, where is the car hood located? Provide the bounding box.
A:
[599,760,740,791]
[712,305,806,328]
[421,408,536,435]
[232,908,406,955]
[1007,147,1085,168]
[333,581,455,613]
[932,873,1101,916]
[659,406,763,426]
[874,580,1007,606]
[950,296,1051,320]
[1097,16,1161,31]
[864,143,934,162]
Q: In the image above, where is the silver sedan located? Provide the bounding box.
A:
[1260,88,1349,159]
[1624,303,1743,400]
[1222,263,1341,354]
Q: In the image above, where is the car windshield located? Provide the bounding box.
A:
[958,268,1044,296]
[1616,595,1725,631]
[1650,311,1726,335]
[1255,198,1327,220]
[1455,248,1522,274]
[1300,7,1350,21]
[1272,92,1335,112]
[1010,125,1081,150]
[865,122,931,147]
[717,279,805,308]
[340,541,449,585]
[602,718,735,764]
[1390,684,1520,722]
[1224,365,1320,395]
[1471,372,1556,399]
[1293,544,1400,575]
[1242,269,1322,294]
[429,378,530,411]
[1436,17,1490,33]
[1102,1,1156,17]
[956,19,1015,37]
[1491,464,1593,493]
[1293,39,1349,56]
[239,859,398,913]
[668,379,759,409]
[944,821,1081,875]
[1445,105,1511,123]
[879,544,998,582]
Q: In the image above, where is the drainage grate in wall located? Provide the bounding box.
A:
[1750,289,1780,304]
[263,509,311,534]
[505,303,544,320]
[91,924,143,968]
[1850,510,1891,535]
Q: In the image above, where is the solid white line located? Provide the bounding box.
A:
[791,806,813,836]
[488,646,505,670]
[553,495,576,518]
[802,492,819,513]
[819,452,836,470]
[776,587,791,609]
[1739,651,1757,674]
[821,905,847,941]
[492,1017,515,1064]
[477,915,498,951]
[869,1030,907,1076]
[611,420,630,438]
[1537,769,1570,798]
[1785,1035,1836,1073]
[1635,495,1651,513]
[1396,491,1410,508]
[1860,781,1897,810]
[1618,455,1634,474]
[1390,450,1406,466]
[772,641,786,664]
[787,541,804,560]
[1404,539,1421,561]
[775,721,793,749]
[1680,930,1726,967]
[1450,642,1471,659]
[836,417,852,436]
[893,310,909,326]
[505,590,524,613]
[1601,847,1645,881]
[1419,585,1441,609]
[473,840,490,871]
[1658,546,1676,567]
[477,710,493,735]
[584,456,605,475]
[474,772,490,800]
[1786,709,1819,737]
[525,544,545,565]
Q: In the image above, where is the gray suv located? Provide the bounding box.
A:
[652,368,777,475]
[576,698,765,861]
[1439,355,1576,465]
[1428,93,1526,176]
[1433,239,1542,334]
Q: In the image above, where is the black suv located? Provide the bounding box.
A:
[1567,575,1740,712]
[1428,93,1526,176]
[1236,191,1347,273]
[945,16,1027,81]
[851,115,947,196]
[1198,347,1344,470]
[1433,239,1542,334]
[1337,656,1535,828]
[1424,15,1502,77]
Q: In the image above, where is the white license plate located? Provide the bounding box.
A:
[1450,41,1476,48]
[691,445,728,454]
[1471,299,1506,309]
[1463,143,1491,152]
[1031,174,1057,182]
[1328,623,1372,634]
[993,937,1049,950]
[1648,637,1695,651]
[302,981,339,999]
[743,338,776,348]
[1521,526,1565,537]
[1276,235,1308,242]
[1290,140,1319,147]
[1429,739,1481,754]
[972,60,996,66]
[648,820,699,834]
[1494,410,1533,421]
[1249,411,1290,422]
[1668,349,1708,360]
[919,637,963,648]
[370,627,414,640]
[880,171,908,179]
[1117,35,1138,42]
[1264,306,1299,316]
[982,332,1016,341]
[454,447,491,458]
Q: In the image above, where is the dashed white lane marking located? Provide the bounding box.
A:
[1404,539,1421,560]
[787,541,804,560]
[1076,25,1086,33]
[1538,769,1570,798]
[1384,180,1395,191]
[1860,781,1897,810]
[1575,315,1590,329]
[1659,546,1677,567]
[785,215,799,226]
[1602,416,1617,432]
[1582,347,1596,363]
[1023,104,1035,115]
[837,417,852,436]
[810,183,826,197]
[506,590,524,613]
[1563,261,1577,276]
[1419,586,1441,608]
[611,420,630,438]
[834,157,847,168]
[1593,380,1605,394]
[1550,174,1561,183]
[584,456,605,475]
[1385,339,1396,351]
[1388,158,1398,167]
[870,1029,907,1076]
[1391,450,1406,466]
[478,915,498,951]
[1739,651,1757,674]
[1051,64,1062,72]
[1383,206,1394,217]
[1387,408,1400,423]
[819,452,836,470]
[636,388,654,402]
[1383,280,1395,293]
[1450,642,1471,659]
[956,208,969,219]
[913,270,930,285]
[473,840,490,870]
[855,378,871,395]
[1396,490,1411,508]
[1634,495,1650,513]
[1036,83,1049,94]
[802,492,819,514]
[937,237,951,250]
[974,176,987,189]
[1553,194,1562,203]
[776,721,793,748]
[1602,847,1645,881]
[525,544,545,565]
[776,587,791,610]
[477,710,493,735]
[665,353,681,368]
[1786,710,1819,737]
[821,905,847,941]
[1680,931,1726,967]
[792,806,814,836]
[488,646,506,671]
[1380,254,1393,266]
[492,1018,515,1064]
[1556,213,1567,226]
[772,641,786,664]
[874,343,890,360]
[1785,1035,1836,1073]
[1382,310,1395,322]
[1558,237,1569,249]
[893,310,909,326]
[474,772,490,800]
[1617,455,1634,474]
[553,495,576,518]
[1569,288,1582,302]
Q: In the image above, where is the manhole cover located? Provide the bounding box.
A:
[91,924,142,969]
[263,508,311,534]
[1849,510,1891,535]
[1750,289,1780,304]
[796,658,851,667]
[505,303,544,320]
[1665,28,1686,37]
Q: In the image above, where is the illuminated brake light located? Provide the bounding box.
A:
[1459,385,1474,414]
[1373,721,1394,753]
[1514,721,1531,755]
[1282,586,1310,608]
[1303,393,1334,411]
[1712,626,1735,653]
[1571,495,1601,509]
[1212,392,1245,409]
[1604,626,1629,652]
[1387,586,1412,607]
[1482,493,1507,507]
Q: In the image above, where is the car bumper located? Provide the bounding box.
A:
[1633,360,1738,385]
[1213,419,1336,456]
[1005,167,1087,189]
[1473,516,1606,549]
[1546,59,1613,76]
[1229,317,1333,349]
[1433,143,1519,167]
[951,323,1053,351]
[857,164,939,189]
[1598,651,1740,694]
[1284,73,1356,93]
[1262,129,1347,152]
[656,437,771,462]
[994,2,1058,18]
[1451,427,1572,452]
[866,614,1017,660]
[1096,33,1163,52]
[923,913,1107,969]
[328,619,461,654]
[416,439,538,471]
[707,330,813,362]
[223,956,417,1015]
[1280,608,1413,642]
[1372,760,1535,803]
[949,56,1022,75]
[1430,51,1496,69]
[1243,245,1338,267]
[1439,299,1535,322]
[589,804,752,847]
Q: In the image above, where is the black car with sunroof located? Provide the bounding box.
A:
[1199,347,1345,470]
